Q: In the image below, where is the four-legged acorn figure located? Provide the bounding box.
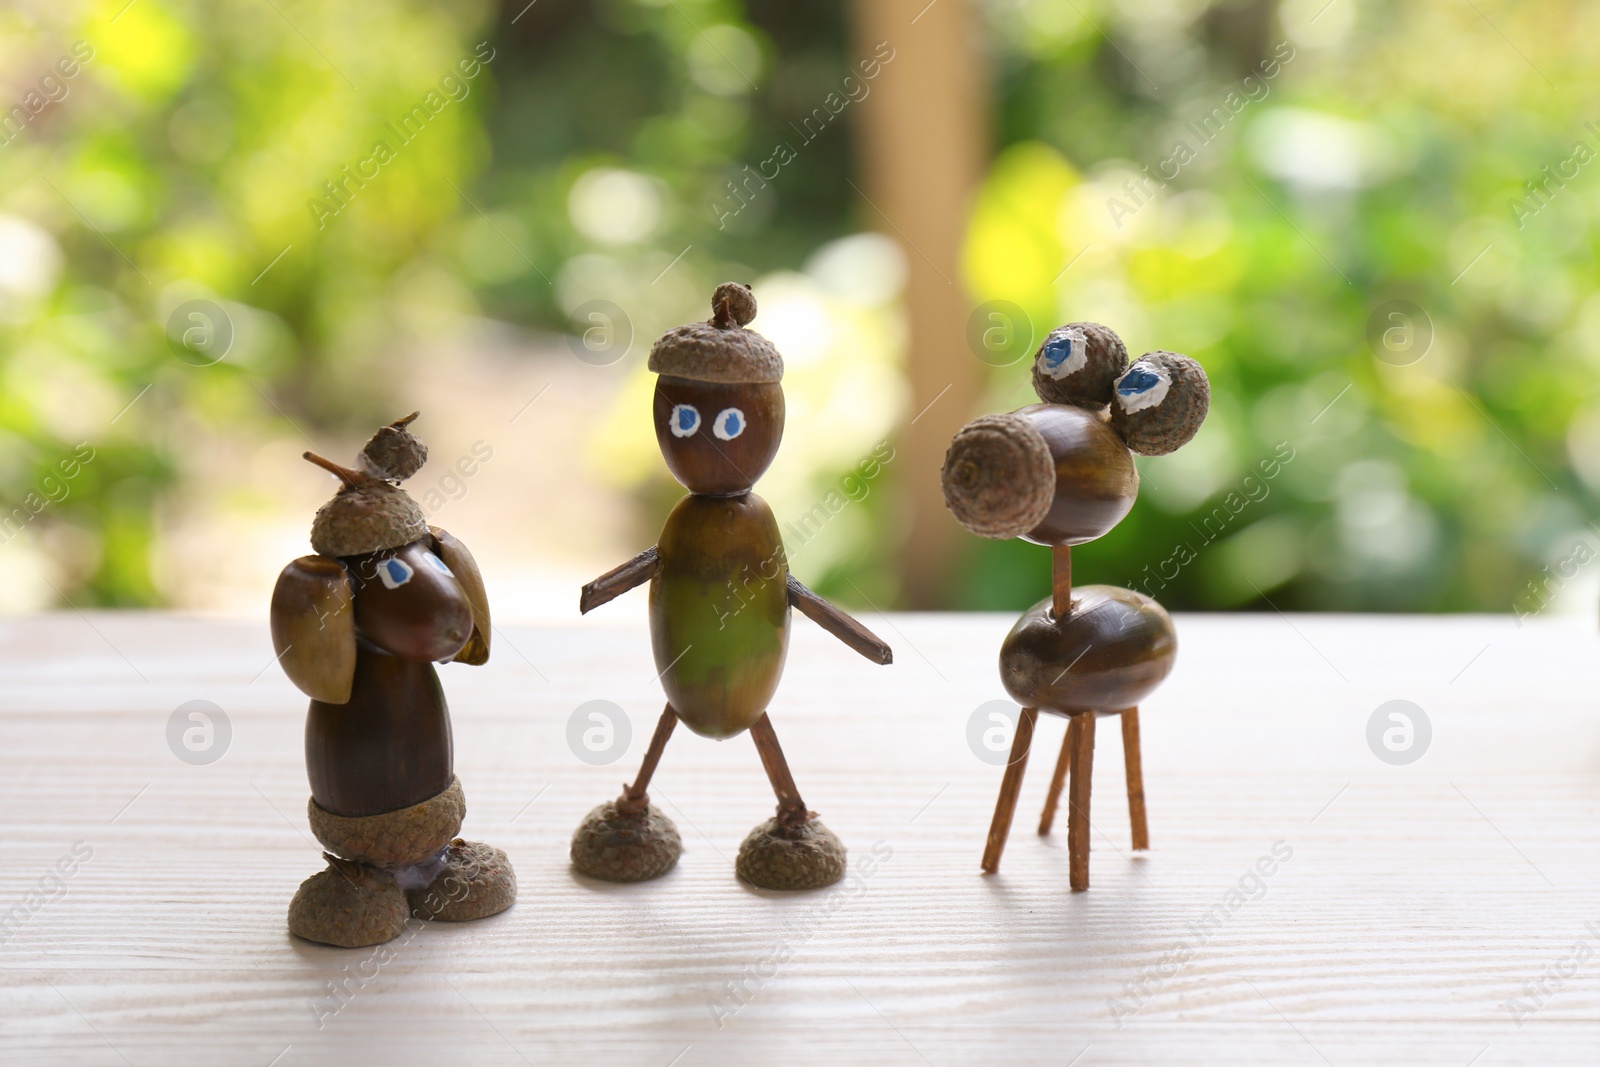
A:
[571,282,894,891]
[941,323,1210,890]
[273,414,516,946]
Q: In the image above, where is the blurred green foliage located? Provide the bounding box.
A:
[2,0,1598,614]
[966,0,1600,613]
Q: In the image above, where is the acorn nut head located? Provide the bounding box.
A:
[648,282,783,384]
[1032,322,1129,409]
[1109,351,1210,456]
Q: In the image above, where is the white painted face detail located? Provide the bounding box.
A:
[1036,326,1089,380]
[712,407,746,441]
[377,555,415,589]
[1114,361,1171,414]
[669,403,701,438]
[424,553,455,579]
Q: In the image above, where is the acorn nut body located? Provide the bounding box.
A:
[650,492,790,738]
[998,585,1176,715]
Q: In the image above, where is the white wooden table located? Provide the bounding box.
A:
[1,611,1597,1065]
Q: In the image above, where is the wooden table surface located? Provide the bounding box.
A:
[1,610,1597,1065]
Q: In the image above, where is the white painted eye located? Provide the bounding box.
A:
[669,403,701,438]
[424,553,455,579]
[1036,327,1088,380]
[1114,361,1171,414]
[712,408,746,440]
[377,556,415,589]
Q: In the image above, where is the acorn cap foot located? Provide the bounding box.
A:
[571,801,682,883]
[408,839,517,922]
[288,857,408,948]
[736,816,846,891]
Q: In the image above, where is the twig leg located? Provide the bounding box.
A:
[1121,707,1149,851]
[1067,712,1096,891]
[981,706,1038,873]
[749,713,809,834]
[616,704,677,815]
[1037,724,1072,836]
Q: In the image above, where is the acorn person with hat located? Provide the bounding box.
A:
[573,282,893,891]
[271,413,515,947]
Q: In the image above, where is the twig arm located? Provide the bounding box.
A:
[580,547,660,615]
[785,575,893,665]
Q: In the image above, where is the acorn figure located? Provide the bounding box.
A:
[572,283,893,891]
[942,324,1209,891]
[273,413,515,947]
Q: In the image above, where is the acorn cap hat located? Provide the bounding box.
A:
[306,413,430,557]
[647,282,783,384]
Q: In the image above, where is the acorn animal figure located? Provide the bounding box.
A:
[272,413,515,947]
[942,326,1210,891]
[572,283,893,891]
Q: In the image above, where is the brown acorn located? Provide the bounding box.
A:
[942,404,1138,546]
[653,376,785,495]
[998,585,1176,714]
[1109,351,1210,456]
[1031,322,1128,409]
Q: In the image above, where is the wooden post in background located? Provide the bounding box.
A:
[850,0,988,608]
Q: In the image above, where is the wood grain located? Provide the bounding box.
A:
[2,611,1599,1065]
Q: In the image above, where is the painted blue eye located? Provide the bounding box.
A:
[1114,361,1171,414]
[425,553,454,578]
[378,556,414,589]
[1118,367,1161,395]
[1036,327,1087,380]
[670,403,701,438]
[712,407,745,441]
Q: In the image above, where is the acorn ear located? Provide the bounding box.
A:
[1109,351,1210,456]
[271,556,356,703]
[430,526,491,665]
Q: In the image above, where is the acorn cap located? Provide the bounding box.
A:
[1032,322,1128,409]
[1109,351,1210,456]
[287,856,408,948]
[647,282,783,384]
[408,839,517,922]
[305,451,429,559]
[360,412,428,482]
[570,800,683,883]
[941,413,1056,540]
[735,816,847,890]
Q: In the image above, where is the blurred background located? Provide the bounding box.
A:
[0,0,1596,620]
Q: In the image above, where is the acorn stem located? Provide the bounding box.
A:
[617,704,677,815]
[1051,544,1072,620]
[391,411,420,429]
[303,450,363,489]
[750,713,809,834]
